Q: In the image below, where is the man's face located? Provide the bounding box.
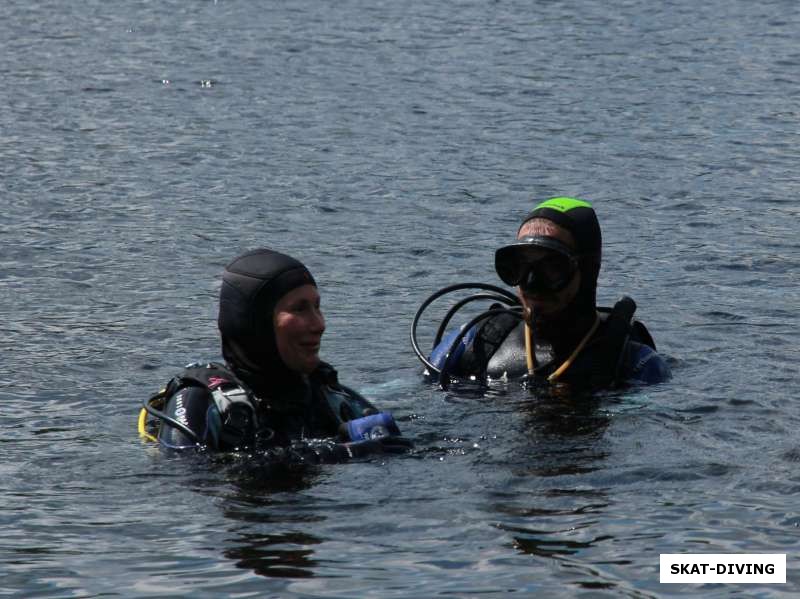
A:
[515,219,581,320]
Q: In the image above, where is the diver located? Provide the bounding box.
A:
[413,197,671,389]
[140,248,412,460]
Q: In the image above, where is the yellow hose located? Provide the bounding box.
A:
[524,323,535,375]
[138,407,158,443]
[547,313,601,383]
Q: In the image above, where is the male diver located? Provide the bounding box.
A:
[422,198,670,389]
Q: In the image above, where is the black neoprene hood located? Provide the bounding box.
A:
[519,197,601,256]
[217,248,317,387]
[495,197,602,278]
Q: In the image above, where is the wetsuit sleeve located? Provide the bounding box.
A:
[334,399,414,454]
[329,384,380,420]
[157,386,215,449]
[270,436,412,464]
[621,341,672,385]
[236,436,413,477]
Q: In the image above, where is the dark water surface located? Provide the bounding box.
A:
[2,0,799,596]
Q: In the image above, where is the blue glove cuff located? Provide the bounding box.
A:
[343,412,400,441]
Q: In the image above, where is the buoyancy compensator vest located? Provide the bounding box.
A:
[140,362,261,450]
[455,296,655,389]
[140,361,389,451]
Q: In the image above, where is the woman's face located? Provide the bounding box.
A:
[273,284,325,374]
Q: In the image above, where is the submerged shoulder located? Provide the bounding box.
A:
[622,341,671,385]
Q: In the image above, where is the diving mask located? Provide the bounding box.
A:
[495,236,579,294]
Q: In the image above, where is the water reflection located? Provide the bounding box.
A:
[492,488,612,560]
[487,385,615,569]
[219,457,325,580]
[224,530,321,579]
[510,529,611,558]
[514,386,612,477]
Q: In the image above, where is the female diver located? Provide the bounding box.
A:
[140,248,411,460]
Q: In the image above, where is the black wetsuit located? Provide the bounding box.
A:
[431,297,671,388]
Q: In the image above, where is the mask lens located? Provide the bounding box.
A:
[495,250,524,286]
[495,238,578,290]
[519,252,576,294]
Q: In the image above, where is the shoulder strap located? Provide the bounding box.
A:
[162,362,261,449]
[173,361,241,390]
[631,320,656,350]
[563,296,637,388]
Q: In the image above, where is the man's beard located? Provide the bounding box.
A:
[528,270,598,355]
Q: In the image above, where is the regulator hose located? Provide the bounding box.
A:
[140,397,202,445]
[410,282,523,388]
